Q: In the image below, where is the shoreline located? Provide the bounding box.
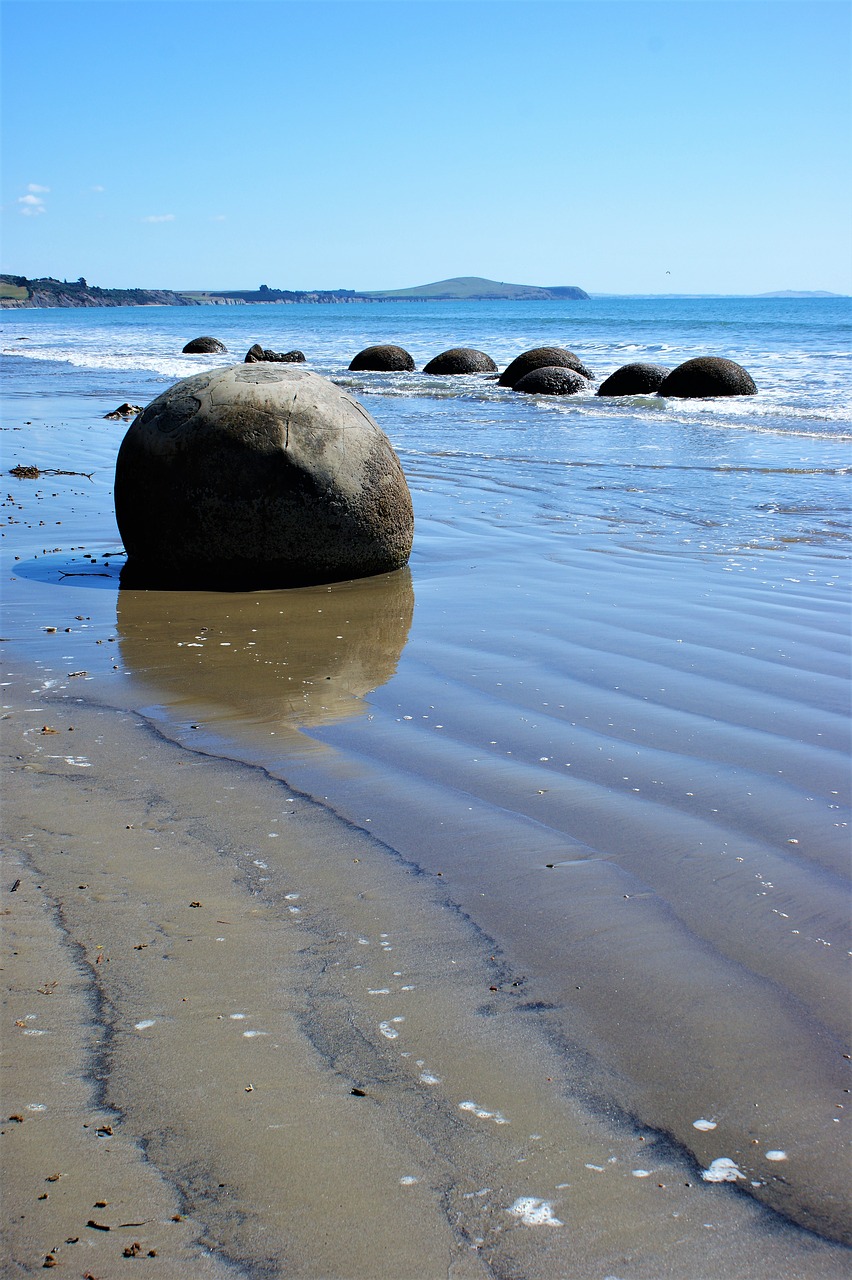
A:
[4,673,849,1278]
[2,303,849,1275]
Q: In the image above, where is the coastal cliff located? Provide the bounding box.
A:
[1,273,591,308]
[0,275,199,308]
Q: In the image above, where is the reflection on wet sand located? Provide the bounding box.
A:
[115,569,414,743]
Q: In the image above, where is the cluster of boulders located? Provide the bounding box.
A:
[118,340,757,591]
[181,335,757,399]
[346,342,757,399]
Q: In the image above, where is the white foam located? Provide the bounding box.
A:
[134,1019,156,1030]
[702,1158,744,1182]
[459,1100,509,1124]
[765,1150,787,1161]
[632,1169,651,1177]
[379,1021,399,1039]
[507,1196,563,1226]
[693,1119,717,1131]
[399,1175,418,1186]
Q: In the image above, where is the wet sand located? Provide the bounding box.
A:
[2,385,850,1276]
[4,684,849,1279]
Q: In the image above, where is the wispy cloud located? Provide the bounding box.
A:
[27,183,50,194]
[142,213,175,223]
[18,189,46,216]
[91,184,105,193]
[211,214,227,222]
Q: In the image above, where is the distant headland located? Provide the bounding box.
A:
[1,274,844,309]
[0,274,589,309]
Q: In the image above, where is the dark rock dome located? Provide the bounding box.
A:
[499,346,593,386]
[182,336,227,354]
[422,348,498,375]
[349,345,415,373]
[597,363,670,396]
[245,344,306,364]
[658,357,757,398]
[114,364,414,589]
[513,366,589,396]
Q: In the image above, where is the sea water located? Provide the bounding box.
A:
[1,296,850,1254]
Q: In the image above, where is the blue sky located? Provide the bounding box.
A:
[2,0,850,294]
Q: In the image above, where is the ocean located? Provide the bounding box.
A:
[2,296,850,1278]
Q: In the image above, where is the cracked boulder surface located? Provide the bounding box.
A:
[114,365,414,589]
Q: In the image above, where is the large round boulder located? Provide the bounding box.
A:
[499,346,593,386]
[114,364,414,589]
[182,336,227,354]
[423,347,497,375]
[597,362,669,396]
[349,345,415,372]
[513,366,589,396]
[658,357,757,398]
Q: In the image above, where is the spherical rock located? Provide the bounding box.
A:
[349,345,415,372]
[513,366,589,396]
[499,346,593,386]
[244,344,306,364]
[423,347,497,375]
[658,357,757,398]
[182,336,227,354]
[115,364,414,589]
[597,363,670,396]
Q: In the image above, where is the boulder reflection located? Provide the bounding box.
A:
[116,569,414,740]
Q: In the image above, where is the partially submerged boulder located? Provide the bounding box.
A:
[115,364,414,589]
[244,344,306,364]
[659,357,757,398]
[104,403,143,420]
[349,345,415,372]
[499,346,593,386]
[182,336,227,354]
[597,363,669,396]
[513,366,589,396]
[423,347,497,375]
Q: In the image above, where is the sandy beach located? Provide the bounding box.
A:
[4,674,849,1279]
[2,300,850,1277]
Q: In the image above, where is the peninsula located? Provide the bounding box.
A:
[0,274,590,308]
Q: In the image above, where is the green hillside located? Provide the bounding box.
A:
[366,276,589,301]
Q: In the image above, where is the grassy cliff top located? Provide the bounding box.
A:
[365,276,589,300]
